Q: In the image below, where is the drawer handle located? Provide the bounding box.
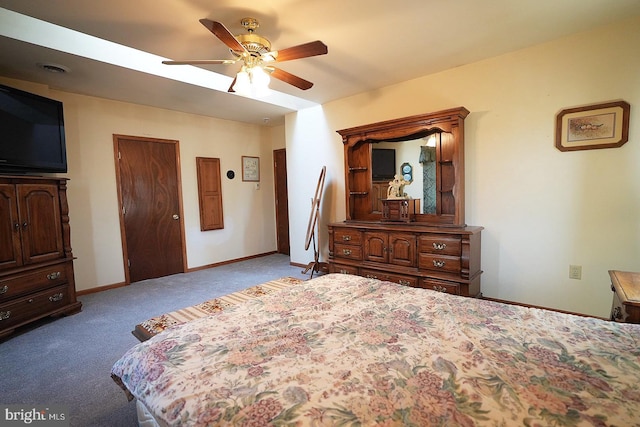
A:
[433,285,448,293]
[612,306,623,320]
[0,311,10,320]
[432,242,447,250]
[339,269,350,274]
[399,280,411,286]
[0,285,8,294]
[342,249,352,256]
[366,274,378,280]
[342,235,352,241]
[49,293,64,302]
[433,260,446,268]
[47,272,61,280]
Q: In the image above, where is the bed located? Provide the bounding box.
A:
[111,273,640,426]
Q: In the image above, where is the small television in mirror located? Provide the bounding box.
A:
[0,83,68,174]
[371,148,395,181]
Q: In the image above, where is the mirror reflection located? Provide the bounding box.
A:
[371,135,438,214]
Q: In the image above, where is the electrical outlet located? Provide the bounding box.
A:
[569,265,582,280]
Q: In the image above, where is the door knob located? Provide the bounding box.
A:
[172,214,179,220]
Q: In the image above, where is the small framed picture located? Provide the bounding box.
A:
[242,156,260,182]
[555,101,630,151]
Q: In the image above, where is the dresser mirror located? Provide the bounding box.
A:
[371,136,438,215]
[337,107,469,227]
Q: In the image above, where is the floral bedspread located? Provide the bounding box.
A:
[112,274,640,426]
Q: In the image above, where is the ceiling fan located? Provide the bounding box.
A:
[163,17,328,93]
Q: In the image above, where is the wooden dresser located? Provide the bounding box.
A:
[0,176,82,338]
[609,270,640,324]
[328,222,482,297]
[331,108,483,297]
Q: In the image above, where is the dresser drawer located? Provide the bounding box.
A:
[333,228,363,245]
[360,268,419,288]
[0,284,71,330]
[334,243,363,260]
[0,264,69,301]
[420,278,460,295]
[330,263,359,275]
[418,235,461,256]
[418,253,461,274]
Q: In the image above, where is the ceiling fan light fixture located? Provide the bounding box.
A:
[232,67,251,96]
[251,66,271,97]
[233,65,271,98]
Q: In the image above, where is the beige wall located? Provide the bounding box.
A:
[286,16,640,317]
[0,77,284,292]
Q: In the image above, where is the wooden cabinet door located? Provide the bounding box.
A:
[388,233,416,267]
[196,157,224,231]
[16,184,64,265]
[364,231,388,263]
[0,184,23,270]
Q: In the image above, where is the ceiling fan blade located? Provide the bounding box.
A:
[228,76,237,93]
[272,41,327,62]
[269,67,314,90]
[199,19,247,53]
[162,59,237,65]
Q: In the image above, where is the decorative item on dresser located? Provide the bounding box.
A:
[329,107,483,296]
[609,270,640,324]
[0,176,82,339]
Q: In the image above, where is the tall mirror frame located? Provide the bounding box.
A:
[337,107,469,227]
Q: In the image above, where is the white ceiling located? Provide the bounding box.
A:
[1,0,639,126]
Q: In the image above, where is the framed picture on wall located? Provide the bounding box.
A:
[555,101,630,151]
[242,156,260,181]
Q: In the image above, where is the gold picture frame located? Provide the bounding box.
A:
[555,101,630,151]
[242,156,260,182]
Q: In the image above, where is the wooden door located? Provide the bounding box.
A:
[273,149,290,254]
[114,135,185,283]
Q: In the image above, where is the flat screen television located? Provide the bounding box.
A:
[371,148,396,180]
[0,83,67,174]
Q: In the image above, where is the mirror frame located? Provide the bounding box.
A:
[337,107,469,227]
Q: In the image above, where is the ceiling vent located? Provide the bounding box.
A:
[37,63,70,73]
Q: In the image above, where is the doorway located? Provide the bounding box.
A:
[273,149,290,255]
[113,135,186,283]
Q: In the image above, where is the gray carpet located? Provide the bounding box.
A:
[0,254,311,426]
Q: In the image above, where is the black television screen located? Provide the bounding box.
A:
[0,84,67,174]
[371,148,396,180]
